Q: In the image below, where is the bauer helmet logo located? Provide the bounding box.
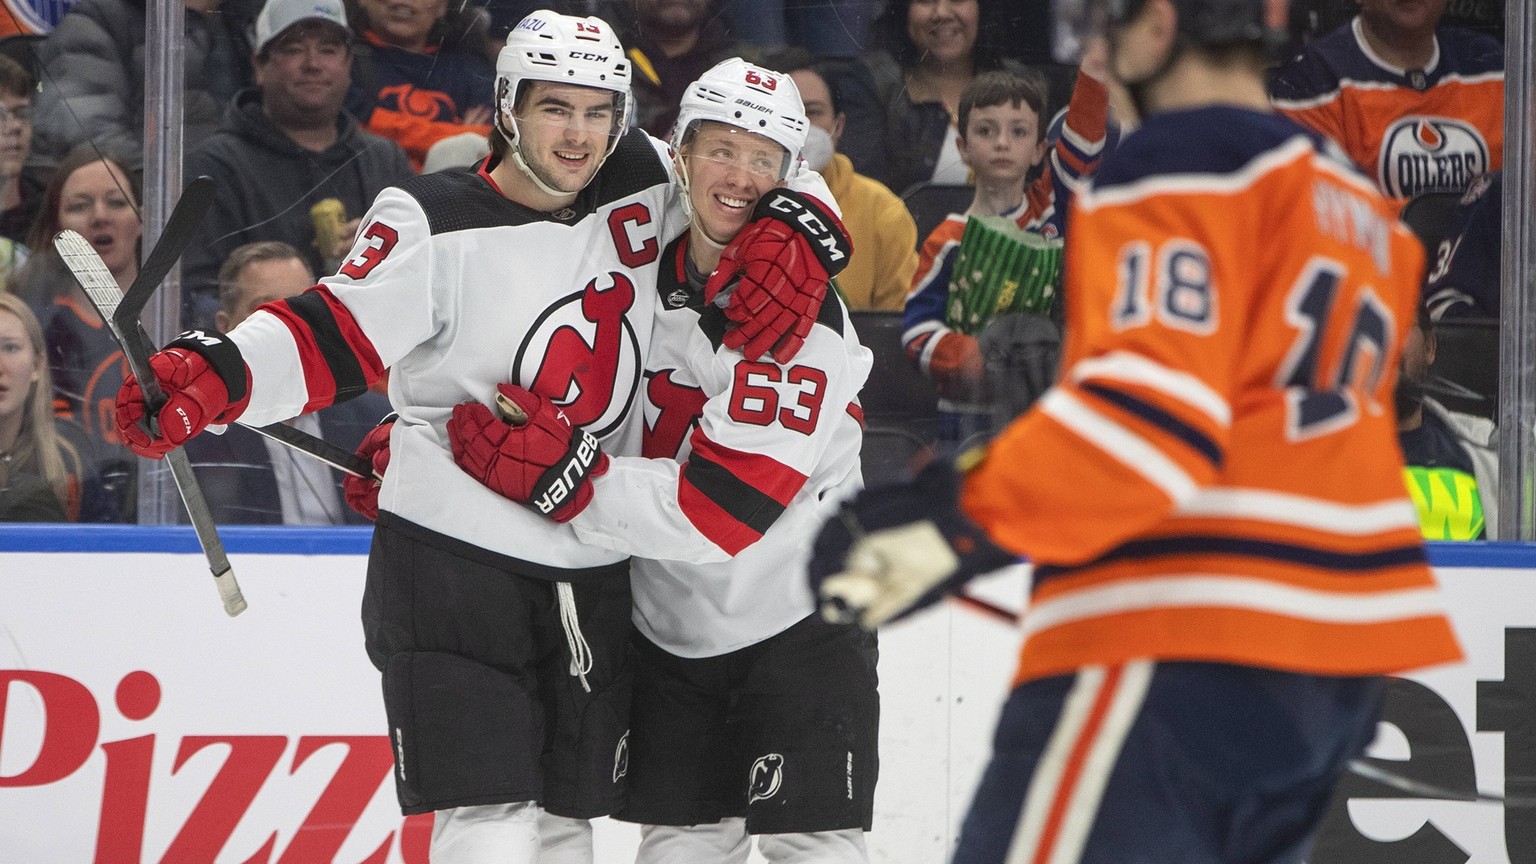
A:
[748,753,784,804]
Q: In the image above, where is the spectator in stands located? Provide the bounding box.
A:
[832,0,1032,195]
[0,56,43,256]
[719,0,876,58]
[1397,296,1496,540]
[1270,0,1503,199]
[183,0,412,328]
[902,47,1109,456]
[31,0,255,170]
[182,241,390,524]
[12,147,139,501]
[1425,169,1500,319]
[771,49,916,311]
[0,292,119,521]
[622,0,755,137]
[343,0,495,170]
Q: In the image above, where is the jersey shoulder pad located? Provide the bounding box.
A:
[1092,108,1322,193]
[588,128,673,206]
[397,169,542,234]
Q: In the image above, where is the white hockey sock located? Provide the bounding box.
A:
[537,811,594,864]
[430,801,540,864]
[636,819,751,864]
[757,828,870,864]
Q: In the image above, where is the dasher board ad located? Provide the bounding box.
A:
[0,528,1529,862]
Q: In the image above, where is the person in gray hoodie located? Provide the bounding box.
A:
[31,0,257,170]
[181,0,412,327]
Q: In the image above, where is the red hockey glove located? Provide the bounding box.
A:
[343,413,396,521]
[704,189,852,364]
[447,384,609,522]
[928,332,984,401]
[115,330,251,459]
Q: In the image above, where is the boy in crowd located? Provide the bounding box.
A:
[901,47,1110,453]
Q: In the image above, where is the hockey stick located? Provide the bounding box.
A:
[56,225,247,616]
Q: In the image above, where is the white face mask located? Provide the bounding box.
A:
[801,124,835,172]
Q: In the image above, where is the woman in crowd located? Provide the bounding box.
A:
[11,146,141,518]
[344,0,496,170]
[833,0,1032,194]
[0,293,116,521]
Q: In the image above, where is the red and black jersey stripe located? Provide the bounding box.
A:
[262,286,385,413]
[677,430,808,555]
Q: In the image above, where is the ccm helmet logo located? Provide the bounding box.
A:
[570,51,609,62]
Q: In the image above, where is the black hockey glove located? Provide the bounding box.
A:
[810,458,1017,629]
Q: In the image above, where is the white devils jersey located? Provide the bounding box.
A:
[230,131,680,576]
[228,129,838,578]
[570,235,872,656]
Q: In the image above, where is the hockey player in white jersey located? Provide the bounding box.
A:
[453,58,876,863]
[109,12,850,864]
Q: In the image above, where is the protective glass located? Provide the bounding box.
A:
[1052,0,1142,62]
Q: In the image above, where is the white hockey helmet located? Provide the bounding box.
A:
[672,58,809,180]
[495,10,632,175]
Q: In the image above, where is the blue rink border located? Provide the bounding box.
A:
[0,524,374,555]
[2,526,1535,567]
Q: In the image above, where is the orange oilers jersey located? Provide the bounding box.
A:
[1270,18,1503,199]
[959,106,1462,686]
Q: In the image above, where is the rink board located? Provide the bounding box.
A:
[0,526,1532,863]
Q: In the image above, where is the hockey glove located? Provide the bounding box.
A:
[810,458,1016,630]
[343,413,396,521]
[705,189,852,364]
[447,384,609,522]
[115,330,252,459]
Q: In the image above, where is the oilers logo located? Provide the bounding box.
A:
[514,272,643,440]
[748,753,785,804]
[1377,117,1489,198]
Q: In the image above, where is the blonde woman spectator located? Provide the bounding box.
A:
[0,293,117,521]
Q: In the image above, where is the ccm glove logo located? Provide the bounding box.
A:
[758,189,851,274]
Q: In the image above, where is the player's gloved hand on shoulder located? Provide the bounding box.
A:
[811,457,1016,630]
[447,384,608,523]
[343,413,396,521]
[115,330,251,459]
[705,188,852,364]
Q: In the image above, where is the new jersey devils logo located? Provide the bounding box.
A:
[748,753,785,804]
[516,272,642,439]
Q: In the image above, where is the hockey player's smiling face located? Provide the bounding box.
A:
[58,159,141,278]
[514,82,618,193]
[681,123,785,242]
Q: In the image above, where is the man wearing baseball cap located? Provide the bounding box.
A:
[181,0,412,328]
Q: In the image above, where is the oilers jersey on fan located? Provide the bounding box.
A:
[903,70,1110,385]
[959,106,1462,685]
[1270,17,1503,199]
[569,233,871,657]
[223,126,836,579]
